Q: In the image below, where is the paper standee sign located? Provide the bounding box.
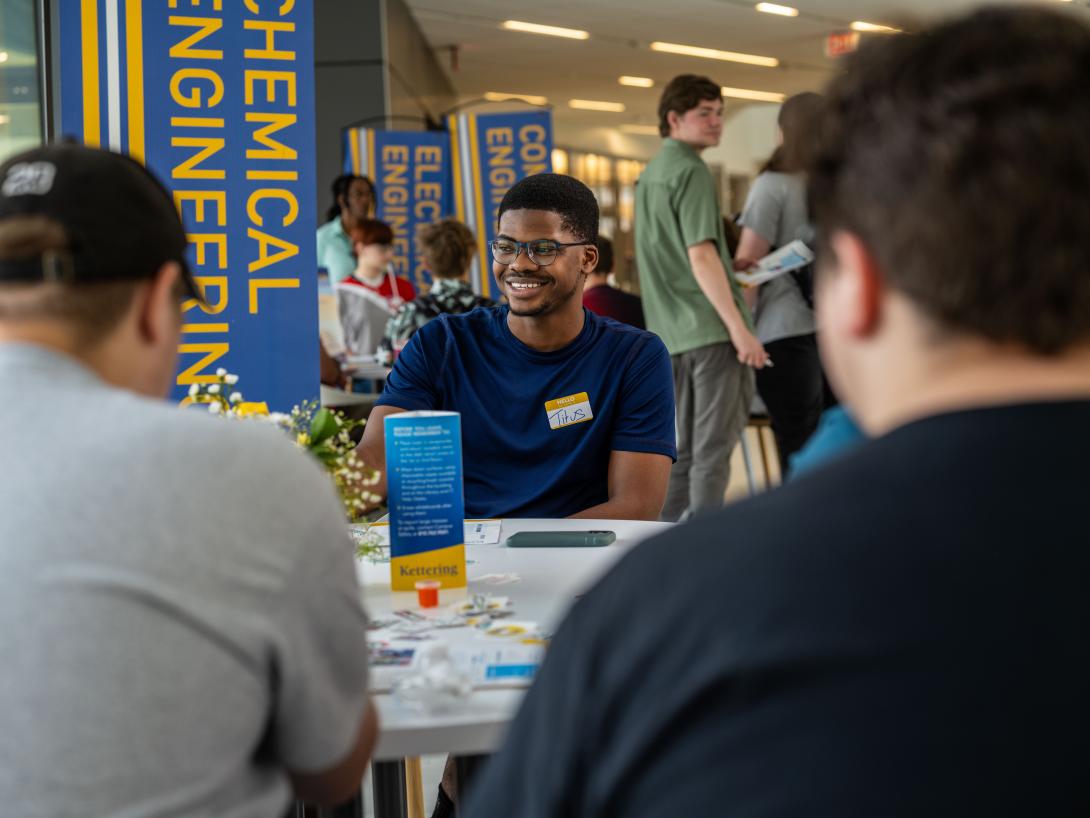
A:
[342,128,453,293]
[384,411,467,591]
[58,2,319,410]
[447,110,553,300]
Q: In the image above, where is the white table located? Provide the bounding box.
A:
[342,358,393,380]
[357,518,671,761]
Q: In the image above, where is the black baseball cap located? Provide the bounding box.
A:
[0,142,201,300]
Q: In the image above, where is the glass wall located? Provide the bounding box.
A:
[0,0,43,163]
[552,147,647,291]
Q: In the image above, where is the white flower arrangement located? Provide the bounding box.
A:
[186,372,385,557]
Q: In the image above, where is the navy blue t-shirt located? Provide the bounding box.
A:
[377,306,676,518]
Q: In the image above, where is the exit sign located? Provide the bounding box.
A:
[826,31,861,58]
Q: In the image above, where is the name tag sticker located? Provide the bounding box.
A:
[545,392,594,430]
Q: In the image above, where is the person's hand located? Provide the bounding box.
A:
[732,328,769,369]
[733,257,757,272]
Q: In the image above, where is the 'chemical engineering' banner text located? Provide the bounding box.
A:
[343,127,452,294]
[449,111,553,300]
[58,1,319,410]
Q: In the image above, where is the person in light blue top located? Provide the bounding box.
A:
[357,173,677,522]
[315,173,374,283]
[789,405,866,477]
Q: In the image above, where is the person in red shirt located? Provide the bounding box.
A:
[582,235,645,330]
[342,219,416,309]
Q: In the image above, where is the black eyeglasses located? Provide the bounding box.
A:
[489,239,592,267]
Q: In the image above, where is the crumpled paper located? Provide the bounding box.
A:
[392,643,473,713]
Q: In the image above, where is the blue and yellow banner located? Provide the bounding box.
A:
[343,127,452,293]
[448,111,553,299]
[58,1,318,411]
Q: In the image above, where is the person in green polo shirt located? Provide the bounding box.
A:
[637,74,768,522]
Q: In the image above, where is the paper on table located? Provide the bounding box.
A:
[734,239,814,287]
[363,519,502,546]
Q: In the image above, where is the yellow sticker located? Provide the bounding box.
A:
[545,391,594,430]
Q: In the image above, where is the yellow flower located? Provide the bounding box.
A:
[296,432,310,446]
[236,401,270,417]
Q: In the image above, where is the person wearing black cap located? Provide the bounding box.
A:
[0,144,376,814]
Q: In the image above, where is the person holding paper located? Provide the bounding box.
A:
[357,173,677,523]
[735,92,826,474]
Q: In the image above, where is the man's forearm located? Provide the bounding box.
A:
[690,250,750,340]
[570,497,662,522]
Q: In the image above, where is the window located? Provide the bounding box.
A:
[0,0,43,163]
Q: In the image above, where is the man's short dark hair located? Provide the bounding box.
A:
[497,173,598,243]
[593,235,614,274]
[658,75,722,137]
[808,6,1090,354]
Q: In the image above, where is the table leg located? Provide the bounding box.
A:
[294,792,364,818]
[453,754,489,807]
[372,759,409,818]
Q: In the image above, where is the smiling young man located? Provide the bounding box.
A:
[357,173,676,522]
[637,75,766,522]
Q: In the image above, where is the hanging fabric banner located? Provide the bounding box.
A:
[343,128,452,293]
[57,1,319,411]
[447,110,553,299]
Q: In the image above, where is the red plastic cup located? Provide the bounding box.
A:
[415,580,441,608]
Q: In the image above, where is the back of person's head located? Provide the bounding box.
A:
[0,143,197,348]
[593,235,614,275]
[808,6,1090,355]
[497,173,599,243]
[417,218,476,279]
[761,92,823,175]
[658,75,722,137]
[348,218,394,248]
[327,173,375,222]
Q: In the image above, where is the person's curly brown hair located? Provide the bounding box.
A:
[808,6,1090,354]
[417,219,476,279]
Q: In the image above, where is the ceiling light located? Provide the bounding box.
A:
[619,76,655,88]
[721,86,786,102]
[0,115,9,126]
[0,52,9,63]
[850,21,902,33]
[569,99,626,112]
[620,124,660,135]
[501,20,590,40]
[484,91,548,105]
[755,3,799,17]
[650,41,779,68]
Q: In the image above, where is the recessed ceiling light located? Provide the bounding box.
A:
[619,76,655,88]
[501,20,590,40]
[0,52,9,63]
[721,86,786,103]
[484,91,548,105]
[650,41,779,68]
[569,99,627,112]
[850,21,902,33]
[755,3,799,17]
[620,124,660,135]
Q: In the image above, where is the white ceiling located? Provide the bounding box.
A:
[403,0,1088,153]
